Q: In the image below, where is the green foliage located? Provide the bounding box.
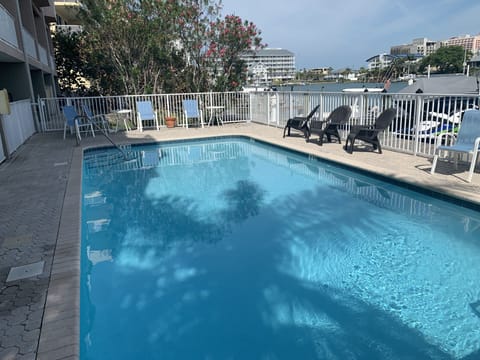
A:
[52,30,90,95]
[206,15,263,91]
[419,46,471,74]
[54,0,264,95]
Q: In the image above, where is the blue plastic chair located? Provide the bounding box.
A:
[136,100,159,131]
[63,105,95,142]
[431,109,480,182]
[182,99,204,128]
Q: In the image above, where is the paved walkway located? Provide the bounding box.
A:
[0,123,479,359]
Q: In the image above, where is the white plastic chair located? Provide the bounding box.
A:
[136,100,159,132]
[431,109,480,183]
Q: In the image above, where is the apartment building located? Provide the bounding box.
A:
[445,34,480,54]
[0,0,56,101]
[240,48,296,84]
[366,53,394,70]
[53,0,81,32]
[390,37,439,56]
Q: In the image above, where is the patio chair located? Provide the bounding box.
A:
[136,100,160,132]
[63,105,95,143]
[81,104,110,133]
[344,108,396,154]
[283,105,319,139]
[307,105,352,145]
[431,109,480,183]
[183,99,204,128]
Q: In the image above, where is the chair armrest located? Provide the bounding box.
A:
[434,132,456,147]
[74,115,90,125]
[475,136,480,150]
[349,125,373,135]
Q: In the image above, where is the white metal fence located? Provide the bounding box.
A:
[38,91,480,158]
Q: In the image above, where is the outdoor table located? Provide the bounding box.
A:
[115,109,133,132]
[205,105,224,126]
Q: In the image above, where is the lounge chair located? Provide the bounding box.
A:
[183,99,204,128]
[344,108,396,154]
[283,105,320,139]
[307,105,352,145]
[431,109,480,183]
[136,100,160,131]
[81,104,110,132]
[62,105,95,143]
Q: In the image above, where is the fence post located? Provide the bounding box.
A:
[413,95,423,157]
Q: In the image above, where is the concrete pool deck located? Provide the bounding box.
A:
[0,122,479,359]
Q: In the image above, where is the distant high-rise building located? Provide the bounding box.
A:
[444,34,480,53]
[390,38,439,56]
[240,48,295,84]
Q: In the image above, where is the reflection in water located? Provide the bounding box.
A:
[82,138,480,360]
[222,180,265,221]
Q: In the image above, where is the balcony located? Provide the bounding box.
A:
[55,0,81,25]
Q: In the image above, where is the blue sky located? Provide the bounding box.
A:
[220,0,480,70]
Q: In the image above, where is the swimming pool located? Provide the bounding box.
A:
[81,137,480,359]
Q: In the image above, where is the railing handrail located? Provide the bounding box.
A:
[36,90,480,159]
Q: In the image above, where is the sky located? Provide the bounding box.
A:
[220,0,480,70]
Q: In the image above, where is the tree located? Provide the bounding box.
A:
[56,0,265,95]
[206,15,263,91]
[52,30,89,96]
[79,0,182,94]
[419,46,471,74]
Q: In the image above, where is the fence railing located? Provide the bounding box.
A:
[38,90,480,158]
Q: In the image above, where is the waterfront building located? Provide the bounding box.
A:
[310,67,331,76]
[366,53,394,70]
[444,34,480,53]
[240,48,295,85]
[390,37,439,56]
[0,0,57,101]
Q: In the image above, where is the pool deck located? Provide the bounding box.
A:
[0,122,479,359]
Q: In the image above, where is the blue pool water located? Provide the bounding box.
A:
[81,137,480,360]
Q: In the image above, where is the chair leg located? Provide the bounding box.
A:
[318,134,324,146]
[345,136,354,153]
[431,152,439,174]
[376,141,382,154]
[63,122,67,140]
[334,130,341,145]
[467,150,479,183]
[74,121,82,142]
[283,125,288,138]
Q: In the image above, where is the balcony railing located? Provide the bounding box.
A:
[37,90,480,158]
[55,24,83,33]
